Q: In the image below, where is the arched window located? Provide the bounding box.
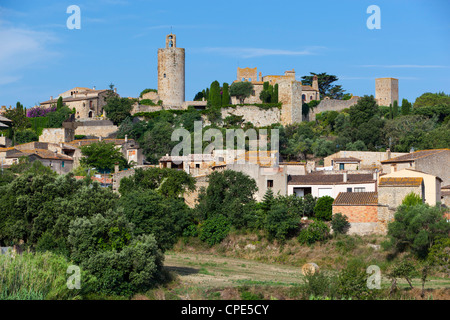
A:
[302,94,306,101]
[164,73,167,78]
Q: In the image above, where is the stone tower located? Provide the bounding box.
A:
[375,78,398,106]
[278,80,303,126]
[157,33,185,108]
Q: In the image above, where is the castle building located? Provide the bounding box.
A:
[375,77,399,106]
[231,67,320,105]
[40,87,117,119]
[157,33,185,108]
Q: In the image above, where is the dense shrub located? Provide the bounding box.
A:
[314,196,334,221]
[264,203,300,242]
[68,210,165,296]
[297,220,330,245]
[199,215,231,246]
[331,213,350,235]
[0,251,91,300]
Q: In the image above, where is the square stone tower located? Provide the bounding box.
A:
[157,34,185,108]
[278,80,303,126]
[375,78,398,106]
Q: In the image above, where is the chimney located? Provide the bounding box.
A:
[114,88,117,94]
[114,164,119,174]
[99,136,102,142]
[125,134,128,143]
[50,96,53,100]
[386,148,391,160]
[373,170,377,181]
[343,171,348,183]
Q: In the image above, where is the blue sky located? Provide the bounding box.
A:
[0,0,449,108]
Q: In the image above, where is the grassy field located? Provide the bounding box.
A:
[137,232,450,300]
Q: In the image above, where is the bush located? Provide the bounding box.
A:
[199,215,231,246]
[297,220,330,245]
[314,196,334,221]
[331,213,350,235]
[336,261,373,300]
[0,251,91,300]
[264,203,299,242]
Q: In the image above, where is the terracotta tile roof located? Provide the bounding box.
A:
[288,173,375,185]
[379,177,423,187]
[333,191,378,206]
[302,85,316,91]
[21,149,73,161]
[68,139,136,147]
[381,149,449,164]
[332,157,361,163]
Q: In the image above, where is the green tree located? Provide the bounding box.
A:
[314,196,334,221]
[331,213,350,235]
[103,86,135,125]
[139,121,176,164]
[401,98,412,115]
[392,100,399,118]
[221,82,230,106]
[208,80,222,107]
[386,204,450,259]
[229,81,254,104]
[118,167,195,199]
[119,189,192,251]
[80,141,129,172]
[413,92,450,108]
[15,129,38,144]
[67,209,165,296]
[195,170,257,228]
[264,203,300,242]
[301,72,346,99]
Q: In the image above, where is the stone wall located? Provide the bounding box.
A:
[378,185,422,209]
[220,105,281,127]
[416,150,450,186]
[39,128,74,144]
[308,97,360,121]
[74,120,118,138]
[332,204,391,235]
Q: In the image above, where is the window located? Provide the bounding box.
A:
[164,73,166,78]
[267,180,273,188]
[339,163,345,170]
[347,187,352,192]
[195,164,200,169]
[354,187,365,192]
[62,161,65,168]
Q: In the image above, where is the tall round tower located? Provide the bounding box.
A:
[157,33,185,108]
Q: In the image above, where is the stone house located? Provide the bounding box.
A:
[381,149,450,186]
[379,169,442,206]
[40,87,118,119]
[332,192,383,235]
[287,171,377,198]
[324,149,408,171]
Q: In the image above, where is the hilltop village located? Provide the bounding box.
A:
[1,33,449,239]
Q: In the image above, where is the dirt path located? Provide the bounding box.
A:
[164,251,305,289]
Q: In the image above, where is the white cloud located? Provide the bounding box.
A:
[360,64,448,69]
[0,23,58,86]
[199,46,325,58]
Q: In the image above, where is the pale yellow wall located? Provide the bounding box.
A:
[381,169,441,206]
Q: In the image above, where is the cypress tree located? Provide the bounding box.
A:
[57,96,64,110]
[272,84,279,103]
[401,98,411,115]
[209,81,221,107]
[389,103,393,119]
[222,82,230,106]
[393,100,399,118]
